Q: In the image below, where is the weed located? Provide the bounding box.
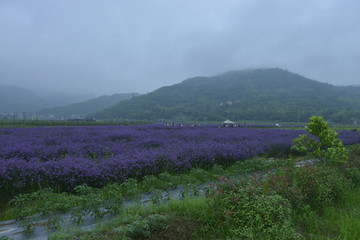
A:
[70,208,87,225]
[0,237,12,240]
[46,215,63,232]
[213,183,300,240]
[119,178,141,197]
[18,217,36,235]
[150,189,164,205]
[296,188,360,239]
[141,175,163,191]
[75,213,168,240]
[277,165,350,211]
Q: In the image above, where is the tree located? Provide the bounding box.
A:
[291,116,348,164]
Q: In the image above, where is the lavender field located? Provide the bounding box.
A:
[1,124,360,197]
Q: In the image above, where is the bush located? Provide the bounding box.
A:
[338,144,360,187]
[292,116,348,164]
[264,173,305,210]
[272,165,351,211]
[341,167,360,187]
[113,213,168,239]
[214,182,300,240]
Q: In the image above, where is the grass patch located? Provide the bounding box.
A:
[296,188,360,240]
[48,198,211,240]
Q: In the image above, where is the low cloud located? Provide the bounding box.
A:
[0,0,359,96]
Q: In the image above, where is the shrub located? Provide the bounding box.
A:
[264,173,305,210]
[113,213,167,239]
[341,167,360,187]
[214,182,300,240]
[274,165,351,211]
[338,144,360,187]
[292,116,348,164]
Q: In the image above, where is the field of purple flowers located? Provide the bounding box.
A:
[1,124,360,198]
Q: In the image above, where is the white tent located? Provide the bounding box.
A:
[223,119,235,124]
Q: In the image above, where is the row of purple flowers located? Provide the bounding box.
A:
[1,125,359,195]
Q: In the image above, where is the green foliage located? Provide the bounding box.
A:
[214,183,300,240]
[67,213,168,240]
[9,184,126,231]
[93,68,360,122]
[10,189,81,219]
[73,185,107,222]
[157,197,216,223]
[46,215,63,232]
[338,144,360,187]
[292,116,348,164]
[272,165,350,211]
[119,178,141,198]
[295,188,360,239]
[18,217,36,235]
[0,237,12,240]
[227,157,283,174]
[141,175,167,191]
[188,168,212,183]
[342,167,360,187]
[264,173,305,210]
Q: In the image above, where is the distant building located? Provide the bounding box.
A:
[223,119,235,127]
[67,118,84,122]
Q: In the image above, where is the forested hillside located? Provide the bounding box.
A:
[93,68,360,123]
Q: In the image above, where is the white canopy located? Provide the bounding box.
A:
[223,119,235,124]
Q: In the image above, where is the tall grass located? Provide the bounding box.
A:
[299,188,360,240]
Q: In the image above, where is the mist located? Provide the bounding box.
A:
[1,0,359,97]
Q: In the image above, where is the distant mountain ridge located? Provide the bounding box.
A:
[37,93,139,119]
[92,68,360,123]
[0,85,46,112]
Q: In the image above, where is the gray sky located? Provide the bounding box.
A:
[1,0,359,96]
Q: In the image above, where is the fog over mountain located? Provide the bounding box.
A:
[1,0,359,96]
[0,84,98,113]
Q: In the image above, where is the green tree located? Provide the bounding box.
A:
[291,116,348,164]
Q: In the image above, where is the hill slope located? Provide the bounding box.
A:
[0,85,46,112]
[37,93,139,119]
[93,68,360,123]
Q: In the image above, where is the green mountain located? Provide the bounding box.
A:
[92,68,360,123]
[37,93,139,119]
[0,85,46,113]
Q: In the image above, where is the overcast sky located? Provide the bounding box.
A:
[0,0,359,96]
